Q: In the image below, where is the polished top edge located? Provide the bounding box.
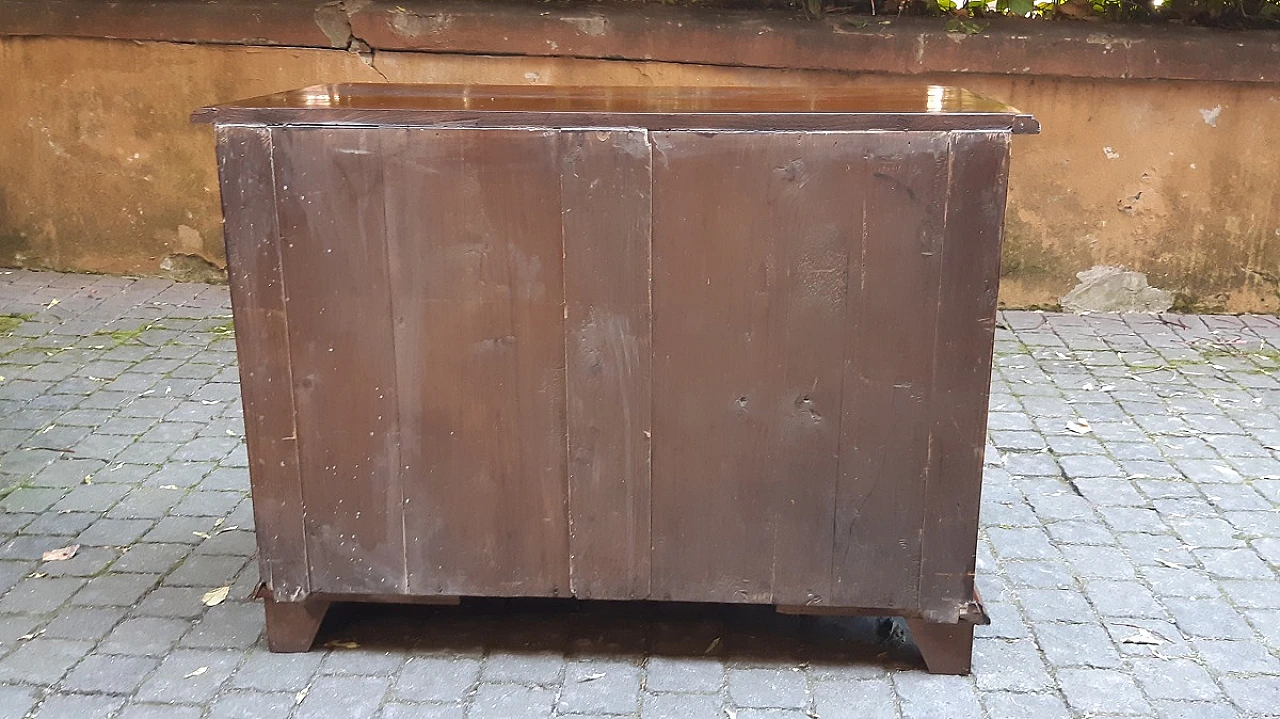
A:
[192,83,1039,133]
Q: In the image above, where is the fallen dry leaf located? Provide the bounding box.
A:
[578,672,607,683]
[295,687,309,705]
[704,636,721,655]
[323,640,360,650]
[201,586,230,607]
[1121,628,1164,646]
[41,544,80,562]
[183,666,208,679]
[1065,419,1093,435]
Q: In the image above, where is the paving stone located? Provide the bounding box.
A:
[812,678,898,719]
[726,667,808,710]
[115,704,205,719]
[1167,514,1244,547]
[981,692,1070,719]
[1046,519,1118,546]
[98,616,189,655]
[40,606,126,641]
[475,651,562,686]
[112,542,192,574]
[1032,622,1122,669]
[143,515,221,544]
[1083,580,1166,618]
[208,690,298,719]
[987,527,1061,561]
[895,673,981,719]
[644,656,724,694]
[70,572,158,606]
[0,614,42,646]
[172,489,244,517]
[1220,676,1280,716]
[135,649,242,703]
[0,686,38,719]
[1019,588,1097,623]
[181,602,264,649]
[75,518,153,546]
[61,653,160,694]
[971,638,1052,692]
[232,649,326,691]
[31,694,124,719]
[0,576,85,613]
[296,674,392,719]
[733,710,815,719]
[0,487,66,513]
[0,638,94,684]
[1164,598,1256,640]
[1195,547,1275,579]
[1058,668,1152,715]
[107,487,185,520]
[1132,657,1222,701]
[313,647,404,676]
[470,683,555,719]
[378,703,466,719]
[1059,545,1138,579]
[165,554,249,587]
[395,656,481,703]
[129,583,207,616]
[1152,701,1245,719]
[558,661,643,715]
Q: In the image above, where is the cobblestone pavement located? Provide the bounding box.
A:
[1,268,1279,719]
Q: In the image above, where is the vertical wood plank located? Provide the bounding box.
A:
[649,131,853,606]
[273,128,405,596]
[831,132,951,610]
[918,131,1011,622]
[384,129,570,597]
[561,130,653,600]
[215,126,309,601]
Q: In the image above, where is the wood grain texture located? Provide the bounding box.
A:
[831,132,951,610]
[906,617,976,674]
[272,128,406,596]
[263,598,331,653]
[649,131,856,606]
[561,130,653,600]
[215,126,309,601]
[918,131,1010,623]
[383,129,570,597]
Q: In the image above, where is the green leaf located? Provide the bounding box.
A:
[1008,0,1035,13]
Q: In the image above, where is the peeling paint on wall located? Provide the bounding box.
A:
[1199,105,1222,126]
[1061,266,1174,314]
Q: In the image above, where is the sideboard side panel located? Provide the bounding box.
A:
[215,126,310,600]
[387,129,571,597]
[561,130,654,600]
[918,131,1011,622]
[273,128,407,595]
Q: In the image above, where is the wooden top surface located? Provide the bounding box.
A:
[192,83,1039,133]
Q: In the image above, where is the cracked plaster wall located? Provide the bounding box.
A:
[0,35,1278,312]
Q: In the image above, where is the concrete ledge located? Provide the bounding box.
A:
[3,0,1280,84]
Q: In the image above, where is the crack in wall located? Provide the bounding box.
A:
[315,0,389,81]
